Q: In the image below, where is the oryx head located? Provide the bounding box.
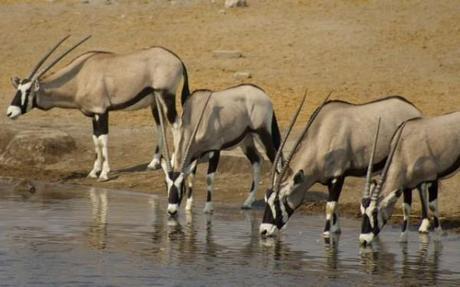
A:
[360,121,406,246]
[6,35,91,120]
[156,92,212,216]
[260,90,332,237]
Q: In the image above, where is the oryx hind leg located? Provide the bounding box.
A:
[241,139,262,209]
[204,151,220,214]
[147,102,163,170]
[427,181,442,235]
[400,188,413,241]
[88,112,110,181]
[323,177,344,238]
[418,183,430,233]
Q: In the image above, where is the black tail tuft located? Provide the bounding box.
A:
[180,62,190,106]
[271,112,281,151]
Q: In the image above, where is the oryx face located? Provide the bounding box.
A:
[165,171,186,216]
[260,170,303,237]
[359,187,385,246]
[7,77,37,119]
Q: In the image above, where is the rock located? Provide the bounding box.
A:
[234,71,252,80]
[225,0,247,8]
[0,129,77,167]
[213,50,242,59]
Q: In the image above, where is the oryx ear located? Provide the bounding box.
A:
[293,169,304,185]
[10,76,20,88]
[33,80,40,92]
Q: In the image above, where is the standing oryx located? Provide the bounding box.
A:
[156,84,281,216]
[359,112,460,246]
[6,35,190,181]
[259,95,422,238]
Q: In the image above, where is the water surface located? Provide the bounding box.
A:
[0,181,459,286]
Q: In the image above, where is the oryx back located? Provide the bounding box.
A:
[288,96,421,183]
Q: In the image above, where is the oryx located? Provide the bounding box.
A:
[259,94,422,237]
[155,84,281,216]
[359,112,460,246]
[6,35,190,181]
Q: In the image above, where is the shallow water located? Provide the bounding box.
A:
[0,181,459,286]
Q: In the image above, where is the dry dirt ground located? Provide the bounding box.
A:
[0,0,460,229]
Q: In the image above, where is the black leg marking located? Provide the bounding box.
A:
[256,128,277,163]
[324,177,345,233]
[428,181,440,229]
[418,185,428,221]
[402,188,412,232]
[206,152,220,203]
[92,112,109,137]
[243,146,261,192]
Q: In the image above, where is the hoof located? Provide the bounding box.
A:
[203,202,214,214]
[87,171,99,179]
[97,175,110,182]
[418,219,431,233]
[400,232,409,242]
[147,162,161,170]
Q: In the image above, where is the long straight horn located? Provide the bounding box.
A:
[154,94,172,173]
[33,35,92,80]
[28,35,71,79]
[371,121,407,201]
[180,91,213,172]
[269,89,308,189]
[275,90,333,190]
[363,118,381,199]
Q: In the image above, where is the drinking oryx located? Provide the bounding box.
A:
[155,84,281,216]
[259,95,422,238]
[359,112,460,246]
[6,35,190,181]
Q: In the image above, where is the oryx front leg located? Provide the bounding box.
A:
[242,146,261,209]
[400,189,412,242]
[418,183,430,234]
[88,113,110,181]
[204,152,220,214]
[323,177,344,238]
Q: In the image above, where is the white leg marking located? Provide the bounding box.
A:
[203,202,214,214]
[323,201,340,236]
[419,218,431,234]
[185,172,195,211]
[98,135,110,181]
[242,161,260,208]
[148,125,163,169]
[88,135,102,178]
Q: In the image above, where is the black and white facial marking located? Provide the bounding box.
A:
[166,171,186,216]
[7,78,37,119]
[259,170,303,237]
[359,185,389,246]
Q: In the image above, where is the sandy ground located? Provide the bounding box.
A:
[0,0,460,229]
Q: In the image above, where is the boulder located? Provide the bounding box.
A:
[0,129,76,167]
[225,0,247,8]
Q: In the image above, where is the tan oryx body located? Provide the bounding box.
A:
[260,96,422,237]
[360,112,460,245]
[157,84,281,216]
[6,36,190,181]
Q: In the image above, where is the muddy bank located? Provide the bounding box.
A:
[1,121,460,233]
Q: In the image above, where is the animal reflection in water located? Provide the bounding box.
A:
[360,234,442,285]
[87,188,108,249]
